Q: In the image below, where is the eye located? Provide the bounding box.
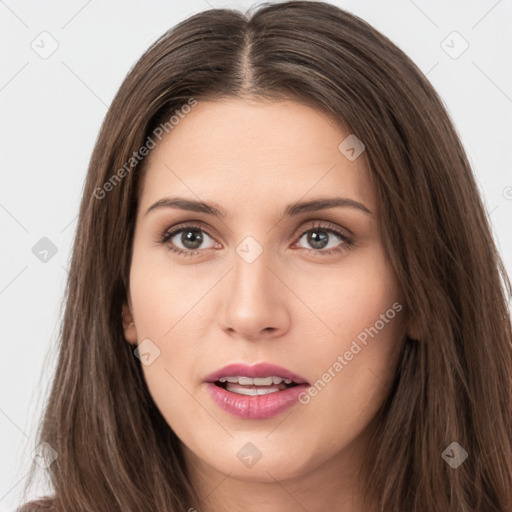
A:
[160,223,218,257]
[159,221,354,257]
[294,221,354,256]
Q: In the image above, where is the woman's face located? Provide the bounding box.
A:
[123,97,407,492]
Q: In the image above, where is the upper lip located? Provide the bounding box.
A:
[204,363,309,384]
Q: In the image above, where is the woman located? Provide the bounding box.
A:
[20,1,512,511]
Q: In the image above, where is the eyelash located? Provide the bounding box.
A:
[159,221,355,258]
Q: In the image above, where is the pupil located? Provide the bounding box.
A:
[308,230,328,249]
[182,229,203,249]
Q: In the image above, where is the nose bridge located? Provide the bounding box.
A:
[231,234,275,305]
[219,232,289,339]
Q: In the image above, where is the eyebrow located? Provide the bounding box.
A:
[145,196,373,218]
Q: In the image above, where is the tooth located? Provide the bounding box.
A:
[256,387,279,395]
[225,383,281,396]
[218,376,293,386]
[253,377,273,386]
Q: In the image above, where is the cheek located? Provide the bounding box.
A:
[298,248,405,417]
[129,246,214,338]
[307,245,404,342]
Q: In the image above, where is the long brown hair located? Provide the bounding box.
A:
[19,1,512,510]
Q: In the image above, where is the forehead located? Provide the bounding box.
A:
[138,98,374,217]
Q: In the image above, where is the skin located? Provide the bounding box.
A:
[122,97,409,512]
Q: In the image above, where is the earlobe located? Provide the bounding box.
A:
[403,304,421,341]
[407,318,421,342]
[121,302,137,345]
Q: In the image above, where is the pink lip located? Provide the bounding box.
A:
[205,382,309,420]
[204,362,308,384]
[204,362,310,420]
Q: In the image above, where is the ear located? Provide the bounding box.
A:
[121,300,137,345]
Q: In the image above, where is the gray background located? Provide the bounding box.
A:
[1,0,511,509]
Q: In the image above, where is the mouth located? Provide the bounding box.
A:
[205,365,311,419]
[212,375,301,396]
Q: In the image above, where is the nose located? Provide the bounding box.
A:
[218,246,291,341]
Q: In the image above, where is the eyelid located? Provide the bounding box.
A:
[160,220,218,247]
[293,220,354,242]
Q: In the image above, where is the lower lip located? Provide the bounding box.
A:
[205,382,309,420]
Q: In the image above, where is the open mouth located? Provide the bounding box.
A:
[205,370,310,419]
[213,376,301,396]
